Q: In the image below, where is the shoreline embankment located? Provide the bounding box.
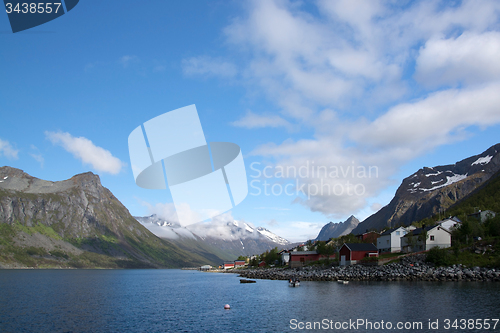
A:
[227,255,500,282]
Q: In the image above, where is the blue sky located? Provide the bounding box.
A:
[1,0,500,242]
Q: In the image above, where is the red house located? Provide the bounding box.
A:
[223,261,235,270]
[258,261,266,267]
[289,251,336,268]
[339,243,378,266]
[234,260,246,268]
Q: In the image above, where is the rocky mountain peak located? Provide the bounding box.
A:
[315,215,360,241]
[0,166,32,178]
[70,171,102,187]
[352,143,500,234]
[0,167,106,199]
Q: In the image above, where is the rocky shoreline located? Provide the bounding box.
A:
[232,255,500,282]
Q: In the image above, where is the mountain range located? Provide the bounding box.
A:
[0,166,291,268]
[135,214,290,260]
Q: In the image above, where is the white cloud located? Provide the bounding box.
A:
[249,82,500,217]
[0,139,19,160]
[224,0,406,112]
[224,0,500,113]
[416,32,500,87]
[45,131,124,175]
[141,201,180,225]
[182,56,237,77]
[186,1,500,219]
[352,83,500,151]
[251,139,395,217]
[231,110,292,130]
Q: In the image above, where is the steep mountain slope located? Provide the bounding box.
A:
[0,166,212,268]
[445,168,500,218]
[136,215,291,258]
[315,215,360,241]
[352,144,500,233]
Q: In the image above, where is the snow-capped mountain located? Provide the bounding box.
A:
[135,215,290,258]
[352,143,500,233]
[256,227,289,245]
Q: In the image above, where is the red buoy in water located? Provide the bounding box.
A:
[224,304,230,310]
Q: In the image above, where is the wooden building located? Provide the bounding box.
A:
[339,243,378,266]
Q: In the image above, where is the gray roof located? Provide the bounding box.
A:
[403,224,450,236]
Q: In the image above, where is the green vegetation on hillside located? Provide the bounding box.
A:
[425,241,500,268]
[13,221,62,240]
[401,170,500,268]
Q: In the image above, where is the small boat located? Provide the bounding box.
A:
[240,279,256,283]
[289,278,300,287]
[338,280,348,284]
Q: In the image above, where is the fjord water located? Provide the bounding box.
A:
[0,270,499,332]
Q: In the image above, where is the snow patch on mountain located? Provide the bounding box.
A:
[421,174,467,192]
[244,223,254,233]
[425,171,442,177]
[472,155,492,166]
[256,227,289,245]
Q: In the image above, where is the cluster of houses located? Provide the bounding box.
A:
[220,260,247,270]
[214,211,495,269]
[276,216,465,267]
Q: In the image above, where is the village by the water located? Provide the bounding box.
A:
[199,211,500,283]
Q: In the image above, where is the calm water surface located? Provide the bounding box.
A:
[0,269,499,332]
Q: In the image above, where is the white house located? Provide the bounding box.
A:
[377,227,408,253]
[438,216,461,231]
[402,225,451,253]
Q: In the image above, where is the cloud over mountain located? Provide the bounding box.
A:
[45,131,125,175]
